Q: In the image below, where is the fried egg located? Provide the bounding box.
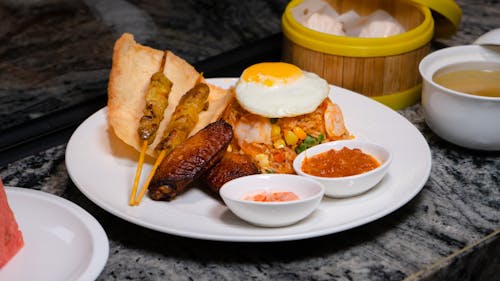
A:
[235,62,329,118]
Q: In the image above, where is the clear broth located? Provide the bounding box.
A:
[432,61,500,98]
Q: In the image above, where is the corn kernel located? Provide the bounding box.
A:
[271,124,281,138]
[293,127,307,140]
[274,139,286,149]
[285,130,299,146]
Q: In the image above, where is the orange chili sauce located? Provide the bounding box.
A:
[243,191,300,202]
[301,147,380,177]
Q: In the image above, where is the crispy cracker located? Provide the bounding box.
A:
[107,33,234,157]
[191,83,235,137]
[107,33,162,156]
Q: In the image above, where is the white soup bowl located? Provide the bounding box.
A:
[419,45,500,150]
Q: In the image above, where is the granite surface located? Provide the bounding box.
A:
[1,0,500,280]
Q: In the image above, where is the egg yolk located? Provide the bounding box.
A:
[241,62,302,87]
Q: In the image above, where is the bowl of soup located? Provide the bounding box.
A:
[419,44,500,150]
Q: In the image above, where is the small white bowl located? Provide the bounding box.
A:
[219,174,324,227]
[419,44,500,150]
[293,140,392,198]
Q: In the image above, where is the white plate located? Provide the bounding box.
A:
[65,78,431,242]
[0,187,109,281]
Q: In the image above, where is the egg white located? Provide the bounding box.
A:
[235,71,329,118]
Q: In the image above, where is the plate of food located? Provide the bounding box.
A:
[0,186,109,281]
[65,33,431,242]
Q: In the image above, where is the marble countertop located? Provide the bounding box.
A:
[1,0,499,280]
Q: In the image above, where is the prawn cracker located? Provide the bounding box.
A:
[107,33,234,157]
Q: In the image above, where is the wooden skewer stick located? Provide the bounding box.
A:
[134,131,184,205]
[133,149,168,205]
[129,140,148,206]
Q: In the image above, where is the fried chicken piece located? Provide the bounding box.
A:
[203,151,259,194]
[148,120,233,201]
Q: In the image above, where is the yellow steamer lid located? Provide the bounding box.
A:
[411,0,462,38]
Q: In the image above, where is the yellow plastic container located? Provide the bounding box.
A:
[282,0,461,109]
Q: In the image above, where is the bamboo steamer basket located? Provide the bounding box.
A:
[282,0,461,109]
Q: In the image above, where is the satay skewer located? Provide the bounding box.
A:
[129,52,172,206]
[134,78,209,205]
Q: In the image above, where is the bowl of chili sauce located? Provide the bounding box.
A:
[293,140,392,197]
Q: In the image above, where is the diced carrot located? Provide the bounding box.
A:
[272,150,286,163]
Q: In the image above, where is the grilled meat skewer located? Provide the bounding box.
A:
[138,70,173,143]
[134,80,210,204]
[155,82,209,152]
[130,51,172,206]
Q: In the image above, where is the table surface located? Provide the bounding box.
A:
[1,1,499,280]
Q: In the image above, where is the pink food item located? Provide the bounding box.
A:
[0,180,24,268]
[243,191,300,202]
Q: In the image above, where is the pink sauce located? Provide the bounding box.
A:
[243,191,300,202]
